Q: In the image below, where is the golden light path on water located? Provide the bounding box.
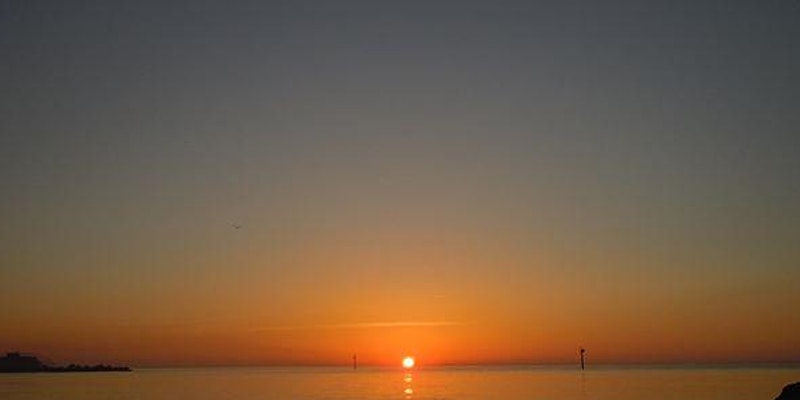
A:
[403,373,414,399]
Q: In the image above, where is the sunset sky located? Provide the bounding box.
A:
[1,1,799,367]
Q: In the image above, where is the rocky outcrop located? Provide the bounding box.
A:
[775,382,800,400]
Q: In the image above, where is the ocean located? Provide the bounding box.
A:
[1,365,797,399]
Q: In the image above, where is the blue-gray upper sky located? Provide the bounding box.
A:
[1,1,799,364]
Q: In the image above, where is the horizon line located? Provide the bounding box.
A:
[123,359,800,369]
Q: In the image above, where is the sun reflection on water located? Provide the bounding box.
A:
[403,372,413,399]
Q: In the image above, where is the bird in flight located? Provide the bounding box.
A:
[231,223,242,230]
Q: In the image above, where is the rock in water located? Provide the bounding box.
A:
[776,382,800,400]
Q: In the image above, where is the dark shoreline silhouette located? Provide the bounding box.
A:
[0,352,131,373]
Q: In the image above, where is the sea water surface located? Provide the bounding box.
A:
[1,365,798,399]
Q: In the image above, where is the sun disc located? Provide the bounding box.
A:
[402,356,415,369]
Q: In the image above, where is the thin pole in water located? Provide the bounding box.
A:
[353,353,357,370]
[580,347,586,370]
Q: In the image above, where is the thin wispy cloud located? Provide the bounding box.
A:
[253,321,465,332]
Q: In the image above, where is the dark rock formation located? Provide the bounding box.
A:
[776,382,800,400]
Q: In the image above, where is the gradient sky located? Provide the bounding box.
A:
[1,0,799,367]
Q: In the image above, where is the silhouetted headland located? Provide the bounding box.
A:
[0,352,131,373]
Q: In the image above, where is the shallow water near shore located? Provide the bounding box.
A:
[1,365,798,399]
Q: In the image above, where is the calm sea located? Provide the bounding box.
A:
[1,365,798,399]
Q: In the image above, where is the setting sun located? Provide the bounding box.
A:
[402,356,415,369]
